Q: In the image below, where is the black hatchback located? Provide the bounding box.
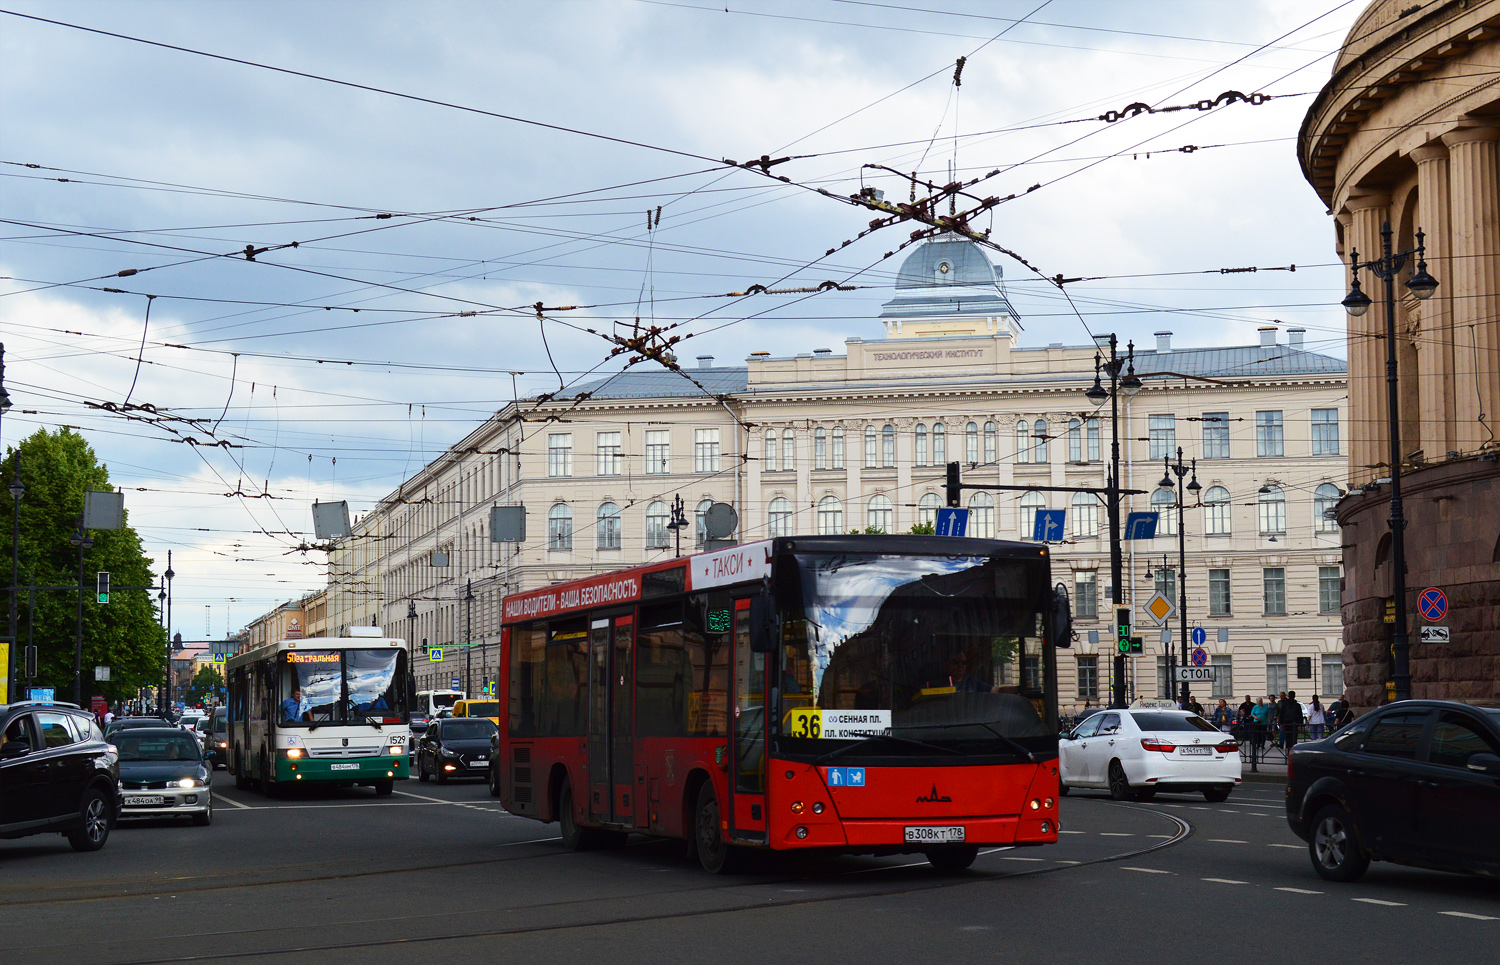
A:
[1286,699,1500,881]
[415,718,496,783]
[1,700,120,851]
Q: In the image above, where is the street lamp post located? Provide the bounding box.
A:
[1161,448,1200,707]
[1086,334,1142,708]
[464,580,474,697]
[7,452,22,699]
[1342,221,1438,703]
[69,517,94,705]
[666,494,687,558]
[157,584,167,713]
[163,552,174,712]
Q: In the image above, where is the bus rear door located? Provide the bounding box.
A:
[731,598,766,839]
[587,615,636,827]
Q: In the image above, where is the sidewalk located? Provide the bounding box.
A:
[1240,743,1289,783]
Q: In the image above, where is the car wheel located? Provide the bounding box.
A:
[1107,761,1132,801]
[67,788,112,852]
[1133,788,1157,801]
[488,765,501,798]
[436,761,448,784]
[927,846,980,873]
[1203,787,1231,803]
[1310,803,1369,882]
[418,755,430,782]
[695,781,741,874]
[559,783,586,851]
[374,779,394,797]
[192,801,212,827]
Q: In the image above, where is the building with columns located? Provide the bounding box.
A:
[1299,0,1500,710]
[321,235,1349,709]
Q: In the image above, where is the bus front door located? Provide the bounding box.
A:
[611,616,634,827]
[731,598,767,837]
[588,619,610,823]
[588,616,637,827]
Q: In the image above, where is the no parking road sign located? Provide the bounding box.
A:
[1418,587,1448,622]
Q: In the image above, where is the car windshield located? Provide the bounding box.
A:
[117,733,202,762]
[443,720,497,741]
[1132,713,1219,732]
[777,551,1053,757]
[280,649,408,726]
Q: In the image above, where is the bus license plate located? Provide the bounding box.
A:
[125,795,164,806]
[904,826,964,844]
[330,762,359,771]
[1180,746,1212,756]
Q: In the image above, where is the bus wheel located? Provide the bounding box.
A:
[694,782,740,874]
[234,754,251,791]
[374,780,394,797]
[926,846,979,873]
[559,784,587,851]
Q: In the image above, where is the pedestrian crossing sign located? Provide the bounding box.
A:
[429,647,443,662]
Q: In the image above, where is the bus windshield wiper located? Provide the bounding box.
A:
[365,716,383,730]
[900,721,1036,761]
[815,734,962,764]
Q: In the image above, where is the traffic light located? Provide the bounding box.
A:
[96,571,110,604]
[1114,606,1132,653]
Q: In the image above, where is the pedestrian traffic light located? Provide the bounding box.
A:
[96,571,110,604]
[1115,606,1132,653]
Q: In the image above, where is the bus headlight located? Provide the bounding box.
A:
[388,745,404,756]
[286,747,304,759]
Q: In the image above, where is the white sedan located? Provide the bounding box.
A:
[1059,709,1242,802]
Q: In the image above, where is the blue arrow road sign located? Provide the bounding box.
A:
[935,507,969,537]
[1123,511,1159,540]
[1191,626,1206,647]
[1033,509,1066,542]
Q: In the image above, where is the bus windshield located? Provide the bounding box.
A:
[280,649,407,726]
[777,552,1052,758]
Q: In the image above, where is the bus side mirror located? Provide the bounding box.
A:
[1051,583,1073,649]
[749,594,778,653]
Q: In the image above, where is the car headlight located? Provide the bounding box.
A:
[176,778,199,789]
[440,748,458,757]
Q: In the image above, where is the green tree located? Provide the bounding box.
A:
[908,521,935,535]
[3,429,164,705]
[185,664,224,707]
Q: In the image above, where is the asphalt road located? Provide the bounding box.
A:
[2,772,1496,965]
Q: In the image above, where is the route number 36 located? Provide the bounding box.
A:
[785,708,822,739]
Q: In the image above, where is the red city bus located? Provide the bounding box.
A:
[497,534,1072,873]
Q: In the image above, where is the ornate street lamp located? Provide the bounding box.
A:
[1086,335,1141,708]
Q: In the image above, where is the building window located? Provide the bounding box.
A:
[1013,421,1028,464]
[882,424,895,468]
[915,424,928,466]
[831,427,845,469]
[814,426,828,469]
[768,497,793,538]
[694,429,721,473]
[645,500,670,549]
[1208,568,1231,616]
[816,495,843,535]
[1263,567,1287,616]
[968,492,995,538]
[547,503,573,550]
[917,493,940,529]
[594,432,622,476]
[645,429,669,474]
[1155,566,1177,608]
[1321,654,1344,697]
[1019,491,1045,540]
[932,423,945,465]
[1266,654,1288,695]
[1206,655,1232,699]
[1204,486,1231,536]
[1077,656,1099,700]
[983,421,997,463]
[1148,414,1176,461]
[867,494,893,533]
[1311,408,1340,456]
[1152,487,1177,536]
[864,426,878,468]
[1086,417,1100,462]
[1033,419,1048,463]
[1202,411,1229,459]
[1314,483,1340,533]
[1068,418,1082,462]
[1319,565,1342,614]
[596,502,621,550]
[1256,410,1284,457]
[694,498,714,546]
[764,430,778,472]
[1070,491,1097,539]
[1258,485,1286,535]
[959,421,975,464]
[547,433,573,477]
[1075,570,1098,619]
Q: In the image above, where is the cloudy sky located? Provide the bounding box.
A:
[0,0,1365,640]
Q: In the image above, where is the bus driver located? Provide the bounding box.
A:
[281,688,310,723]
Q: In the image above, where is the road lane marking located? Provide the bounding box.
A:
[1147,834,1175,838]
[1440,912,1499,920]
[1268,843,1303,849]
[1060,830,1087,834]
[1353,898,1406,906]
[215,795,253,810]
[1202,877,1248,884]
[1098,832,1134,837]
[999,856,1043,862]
[1121,866,1173,874]
[1276,887,1323,894]
[1208,839,1249,844]
[1056,860,1081,864]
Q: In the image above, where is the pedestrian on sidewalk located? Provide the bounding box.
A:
[1334,694,1355,727]
[1250,697,1271,758]
[1278,689,1305,751]
[1210,698,1233,732]
[1308,696,1326,740]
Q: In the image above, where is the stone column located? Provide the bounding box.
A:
[1441,125,1500,453]
[894,419,913,533]
[1344,192,1392,477]
[1411,143,1456,457]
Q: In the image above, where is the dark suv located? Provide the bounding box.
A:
[1286,699,1500,882]
[1,701,121,851]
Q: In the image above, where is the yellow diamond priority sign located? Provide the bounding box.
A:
[1144,591,1175,626]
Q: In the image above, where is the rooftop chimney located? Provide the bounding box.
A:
[1154,330,1172,354]
[813,348,832,355]
[696,355,714,369]
[1258,327,1277,348]
[1287,327,1305,349]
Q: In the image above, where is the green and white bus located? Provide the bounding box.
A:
[226,628,413,795]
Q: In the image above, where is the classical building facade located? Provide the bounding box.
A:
[1299,0,1500,710]
[324,237,1349,708]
